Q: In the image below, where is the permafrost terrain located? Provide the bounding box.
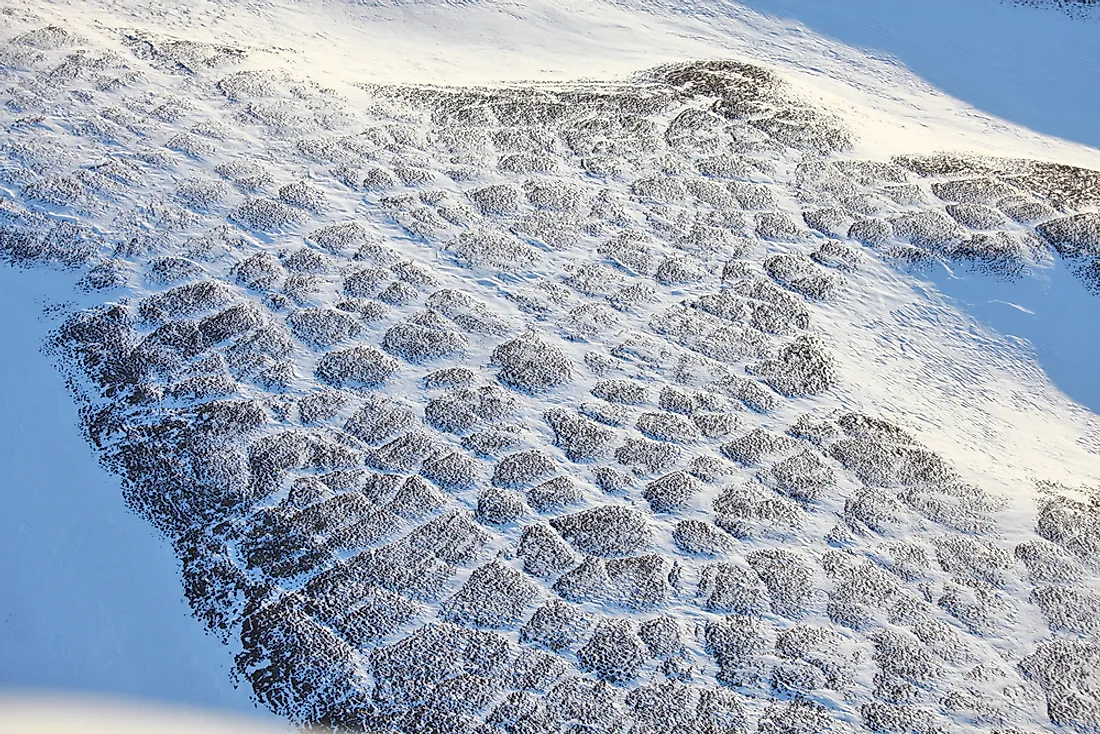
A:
[2,4,1100,733]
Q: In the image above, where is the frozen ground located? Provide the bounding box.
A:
[0,1,1098,732]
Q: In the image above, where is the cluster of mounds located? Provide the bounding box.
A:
[799,153,1100,291]
[3,11,1100,733]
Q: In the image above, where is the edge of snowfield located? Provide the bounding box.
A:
[1,0,1099,723]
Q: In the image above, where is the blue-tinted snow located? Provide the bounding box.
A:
[922,256,1100,414]
[731,0,1100,151]
[0,266,273,723]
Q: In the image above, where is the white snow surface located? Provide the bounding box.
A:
[0,0,1098,730]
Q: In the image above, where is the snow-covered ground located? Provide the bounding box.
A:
[0,0,1098,732]
[0,265,275,723]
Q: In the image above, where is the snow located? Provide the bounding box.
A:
[0,0,1098,730]
[0,265,275,724]
[45,0,1100,167]
[813,250,1100,509]
[927,255,1100,415]
[710,0,1100,150]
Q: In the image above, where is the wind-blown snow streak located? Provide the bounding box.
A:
[1,4,1100,733]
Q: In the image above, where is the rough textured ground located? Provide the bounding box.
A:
[2,9,1100,733]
